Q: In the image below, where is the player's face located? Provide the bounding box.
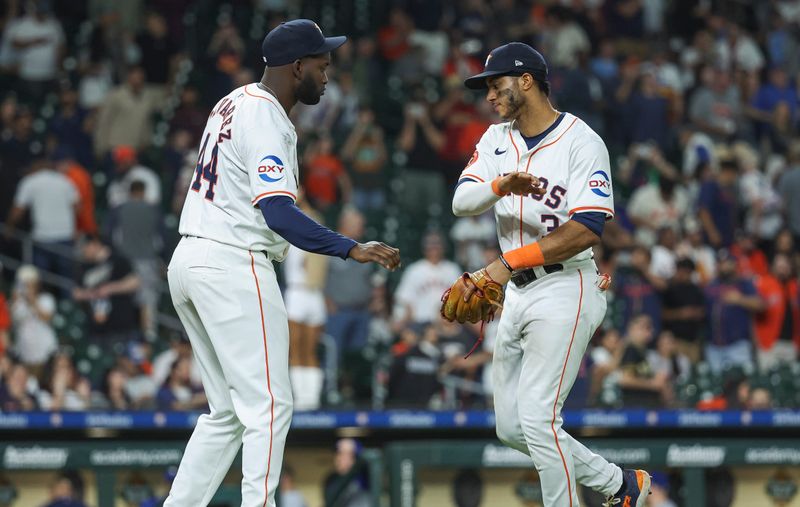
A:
[485,76,523,120]
[296,54,330,105]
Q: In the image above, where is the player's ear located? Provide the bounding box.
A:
[292,59,303,80]
[518,73,534,92]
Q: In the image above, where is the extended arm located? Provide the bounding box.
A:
[452,172,545,217]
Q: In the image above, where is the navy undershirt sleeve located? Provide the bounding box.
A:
[258,196,357,259]
[570,211,606,238]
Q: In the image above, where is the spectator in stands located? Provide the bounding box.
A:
[697,159,740,248]
[747,66,797,150]
[0,105,37,191]
[286,202,328,411]
[53,147,97,238]
[387,324,442,407]
[41,471,88,507]
[0,362,39,410]
[650,227,679,280]
[393,231,462,327]
[735,143,784,250]
[647,330,690,404]
[675,219,717,284]
[541,5,590,70]
[100,365,131,410]
[688,66,740,142]
[10,265,57,373]
[106,180,163,339]
[156,356,206,411]
[6,157,78,284]
[106,145,162,208]
[324,208,373,361]
[132,11,176,86]
[754,253,799,372]
[589,329,623,406]
[377,7,413,63]
[715,19,765,73]
[627,175,689,248]
[747,386,773,410]
[1,0,65,103]
[169,86,206,145]
[341,109,388,212]
[151,336,199,388]
[704,250,765,374]
[39,353,91,411]
[48,87,94,170]
[617,142,680,203]
[731,232,769,278]
[661,258,705,363]
[450,213,496,272]
[350,37,382,106]
[323,438,369,507]
[73,238,141,353]
[0,286,8,358]
[647,472,678,507]
[618,315,669,408]
[302,135,352,211]
[93,66,163,158]
[612,245,665,334]
[279,465,309,507]
[398,93,446,175]
[778,142,800,244]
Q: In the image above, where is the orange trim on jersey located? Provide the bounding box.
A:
[460,173,486,183]
[517,117,579,247]
[568,206,614,216]
[249,252,275,507]
[252,190,298,205]
[245,86,279,106]
[551,268,584,507]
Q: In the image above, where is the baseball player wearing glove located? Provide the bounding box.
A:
[443,43,650,507]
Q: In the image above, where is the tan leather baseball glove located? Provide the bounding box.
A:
[440,268,505,324]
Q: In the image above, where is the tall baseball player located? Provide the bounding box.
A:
[443,43,651,506]
[166,20,400,507]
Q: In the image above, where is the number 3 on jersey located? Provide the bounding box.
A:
[191,133,218,201]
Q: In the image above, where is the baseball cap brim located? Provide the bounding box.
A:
[309,35,347,57]
[464,70,513,90]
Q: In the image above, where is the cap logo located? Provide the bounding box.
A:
[313,22,323,34]
[485,54,492,66]
[514,59,523,67]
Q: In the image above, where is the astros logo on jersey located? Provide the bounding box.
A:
[588,170,611,197]
[258,155,285,182]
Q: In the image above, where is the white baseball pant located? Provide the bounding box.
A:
[493,263,622,506]
[165,236,293,507]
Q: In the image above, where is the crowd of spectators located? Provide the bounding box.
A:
[0,0,799,414]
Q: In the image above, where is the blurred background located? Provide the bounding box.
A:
[0,0,800,505]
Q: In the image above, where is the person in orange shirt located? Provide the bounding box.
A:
[731,232,769,278]
[302,136,352,211]
[53,146,97,237]
[754,253,800,371]
[0,290,10,358]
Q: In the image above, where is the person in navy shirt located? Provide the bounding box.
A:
[613,245,666,334]
[704,250,765,374]
[697,159,739,248]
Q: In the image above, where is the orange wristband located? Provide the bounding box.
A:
[503,242,545,270]
[491,177,507,197]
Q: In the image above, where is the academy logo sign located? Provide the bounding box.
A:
[589,170,611,197]
[258,155,285,182]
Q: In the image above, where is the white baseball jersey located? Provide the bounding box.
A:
[454,112,626,506]
[459,113,614,260]
[179,83,300,261]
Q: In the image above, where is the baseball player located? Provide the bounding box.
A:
[166,20,400,507]
[450,43,651,506]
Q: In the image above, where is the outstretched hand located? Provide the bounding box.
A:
[348,241,401,271]
[497,172,546,197]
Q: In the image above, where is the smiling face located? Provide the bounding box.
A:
[296,53,330,105]
[485,75,525,120]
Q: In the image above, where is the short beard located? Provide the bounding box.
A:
[297,73,321,105]
[499,88,523,120]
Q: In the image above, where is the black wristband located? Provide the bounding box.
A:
[499,254,513,273]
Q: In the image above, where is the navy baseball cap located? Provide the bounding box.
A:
[464,42,548,90]
[261,19,347,67]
